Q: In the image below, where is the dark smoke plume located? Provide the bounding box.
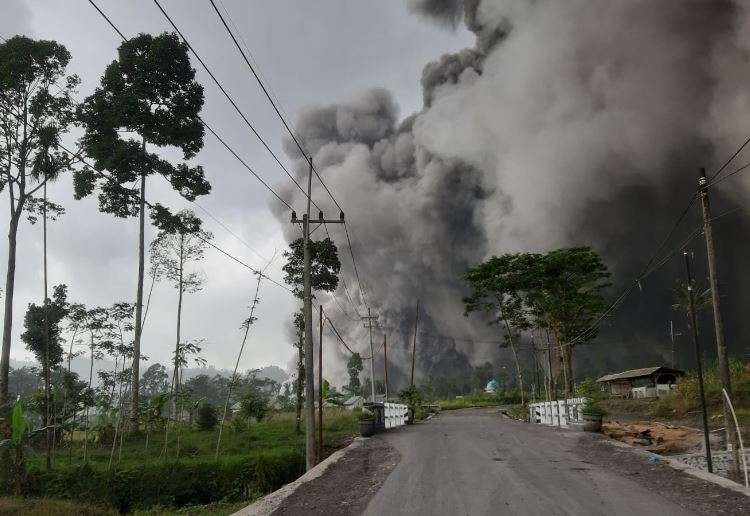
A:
[278,0,750,388]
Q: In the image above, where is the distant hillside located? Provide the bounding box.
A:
[11,358,288,386]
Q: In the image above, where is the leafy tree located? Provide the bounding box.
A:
[345,353,363,395]
[282,237,341,298]
[532,248,610,396]
[463,248,610,398]
[20,283,68,468]
[464,253,535,402]
[8,366,39,398]
[283,236,340,435]
[0,36,80,405]
[76,33,210,429]
[140,363,170,400]
[196,402,218,431]
[239,386,269,425]
[150,209,211,415]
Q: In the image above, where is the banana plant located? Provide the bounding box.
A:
[1,399,41,494]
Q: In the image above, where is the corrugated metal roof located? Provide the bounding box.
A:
[596,366,683,383]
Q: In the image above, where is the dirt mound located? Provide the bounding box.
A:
[602,420,711,454]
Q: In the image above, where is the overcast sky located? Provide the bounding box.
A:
[2,0,473,372]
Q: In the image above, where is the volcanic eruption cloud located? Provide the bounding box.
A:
[276,0,750,388]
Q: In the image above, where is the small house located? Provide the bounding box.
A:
[596,366,684,399]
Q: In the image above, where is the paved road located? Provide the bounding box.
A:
[272,408,746,515]
[363,409,702,516]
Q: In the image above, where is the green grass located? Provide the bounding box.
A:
[437,391,522,410]
[5,410,359,513]
[28,409,358,471]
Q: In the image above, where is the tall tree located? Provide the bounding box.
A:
[283,237,340,433]
[0,36,79,405]
[533,248,610,396]
[464,254,536,402]
[149,209,210,421]
[76,33,210,430]
[463,248,610,398]
[140,363,169,400]
[20,283,68,469]
[345,352,363,395]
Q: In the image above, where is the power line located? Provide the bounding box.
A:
[150,0,319,212]
[208,0,342,212]
[206,0,377,311]
[57,141,293,295]
[709,136,750,182]
[87,0,296,213]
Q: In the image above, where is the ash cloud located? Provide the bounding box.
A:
[278,0,750,388]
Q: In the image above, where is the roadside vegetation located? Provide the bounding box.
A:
[0,408,357,513]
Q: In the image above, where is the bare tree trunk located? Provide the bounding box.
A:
[84,333,95,463]
[0,213,21,405]
[130,162,146,432]
[43,181,52,470]
[501,315,524,404]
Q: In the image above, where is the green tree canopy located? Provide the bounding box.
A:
[282,237,341,299]
[0,36,80,404]
[21,284,69,370]
[76,32,210,226]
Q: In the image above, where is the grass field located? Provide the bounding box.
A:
[26,409,358,471]
[3,409,359,514]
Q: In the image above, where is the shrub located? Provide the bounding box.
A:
[13,451,305,513]
[196,403,218,432]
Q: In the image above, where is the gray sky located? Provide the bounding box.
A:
[2,0,473,372]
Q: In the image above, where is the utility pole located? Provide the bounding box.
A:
[410,299,420,386]
[318,304,323,459]
[684,251,713,473]
[383,334,388,401]
[290,157,345,471]
[362,308,378,402]
[668,320,681,369]
[698,168,739,474]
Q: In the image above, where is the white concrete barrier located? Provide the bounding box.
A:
[384,402,408,429]
[528,397,587,428]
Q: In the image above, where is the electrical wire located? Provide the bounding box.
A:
[150,0,320,212]
[709,136,750,182]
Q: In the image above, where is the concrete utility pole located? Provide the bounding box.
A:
[684,251,714,473]
[291,157,345,471]
[383,334,389,401]
[697,168,740,474]
[362,308,379,402]
[410,299,420,386]
[318,304,323,458]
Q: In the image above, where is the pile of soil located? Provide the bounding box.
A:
[602,420,718,454]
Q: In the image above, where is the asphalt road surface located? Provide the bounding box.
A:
[273,408,747,515]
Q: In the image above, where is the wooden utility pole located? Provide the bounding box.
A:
[318,304,323,459]
[383,334,389,401]
[684,251,713,473]
[410,299,420,386]
[290,157,345,471]
[668,320,681,369]
[362,309,379,402]
[697,168,739,474]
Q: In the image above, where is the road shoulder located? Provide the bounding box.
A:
[574,432,748,515]
[234,436,399,516]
